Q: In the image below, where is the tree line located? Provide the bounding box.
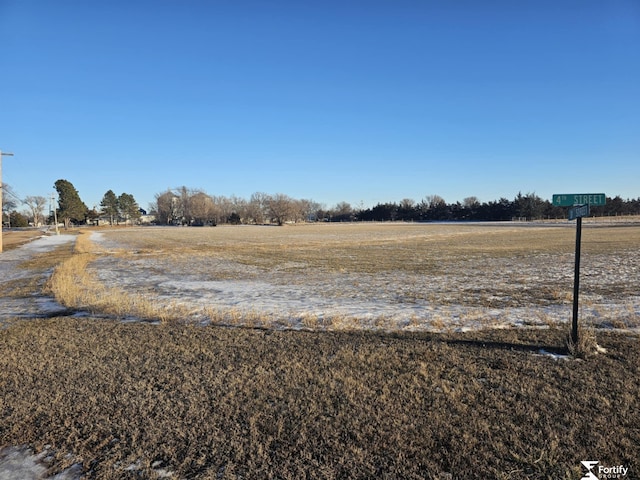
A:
[151,188,640,225]
[355,193,640,222]
[3,179,639,228]
[153,188,320,226]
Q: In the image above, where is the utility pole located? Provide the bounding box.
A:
[0,149,15,253]
[50,192,60,235]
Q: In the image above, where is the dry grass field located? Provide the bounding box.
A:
[1,223,639,479]
[52,223,640,332]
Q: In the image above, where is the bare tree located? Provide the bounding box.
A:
[229,195,247,223]
[332,201,353,222]
[23,195,48,226]
[177,186,192,225]
[154,189,179,225]
[190,191,215,225]
[247,192,269,224]
[463,196,480,208]
[400,198,415,210]
[304,200,324,222]
[421,194,449,220]
[288,199,307,223]
[212,195,235,225]
[423,195,445,209]
[267,193,294,226]
[295,198,320,222]
[397,198,416,221]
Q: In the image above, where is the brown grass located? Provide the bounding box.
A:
[44,232,193,322]
[0,319,638,479]
[566,326,600,359]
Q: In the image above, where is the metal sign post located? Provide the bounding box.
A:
[553,194,605,347]
[568,204,589,344]
[571,213,584,345]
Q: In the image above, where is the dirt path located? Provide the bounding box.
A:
[0,234,76,324]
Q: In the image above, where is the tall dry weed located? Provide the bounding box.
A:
[566,326,599,358]
[46,232,192,322]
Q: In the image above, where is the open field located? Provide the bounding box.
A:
[71,223,640,332]
[1,223,639,478]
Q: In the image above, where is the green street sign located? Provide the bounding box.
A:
[568,204,590,220]
[552,193,606,207]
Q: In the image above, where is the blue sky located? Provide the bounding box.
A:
[1,1,638,212]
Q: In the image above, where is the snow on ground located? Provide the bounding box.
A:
[0,445,174,480]
[0,445,83,480]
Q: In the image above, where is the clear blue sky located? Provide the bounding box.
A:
[1,0,638,212]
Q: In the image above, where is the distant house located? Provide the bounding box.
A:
[93,207,155,226]
[139,214,155,224]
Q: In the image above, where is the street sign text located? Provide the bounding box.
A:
[552,193,606,207]
[568,204,589,221]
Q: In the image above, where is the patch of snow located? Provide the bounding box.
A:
[123,458,175,478]
[0,446,82,480]
[536,349,571,360]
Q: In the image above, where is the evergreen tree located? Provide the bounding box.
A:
[54,179,88,228]
[9,211,29,227]
[118,193,141,224]
[100,190,119,225]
